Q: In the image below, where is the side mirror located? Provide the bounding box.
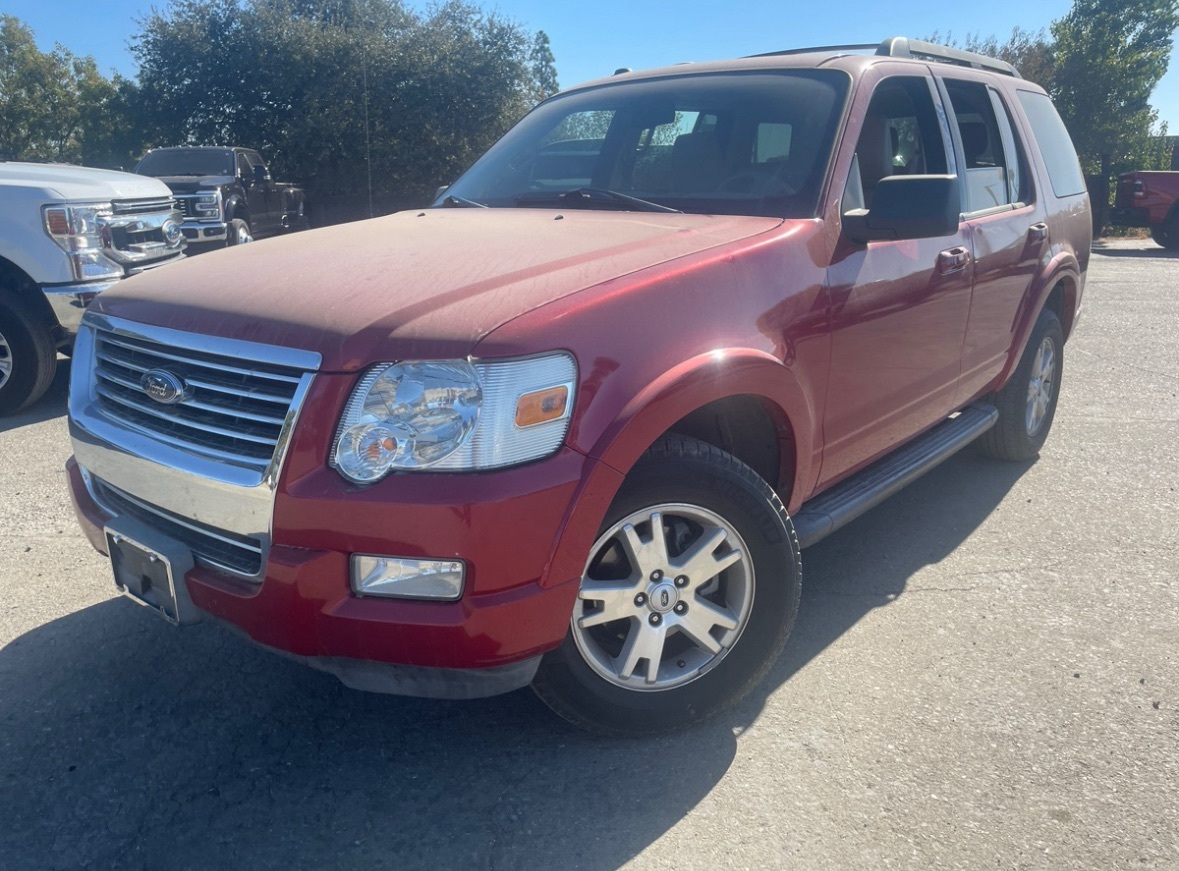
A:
[843,175,961,243]
[253,164,267,185]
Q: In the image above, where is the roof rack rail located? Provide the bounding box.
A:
[745,37,1021,78]
[876,37,1021,78]
[746,44,878,59]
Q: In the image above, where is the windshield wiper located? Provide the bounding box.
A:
[516,188,682,214]
[438,194,488,208]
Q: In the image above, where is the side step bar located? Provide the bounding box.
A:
[792,403,998,548]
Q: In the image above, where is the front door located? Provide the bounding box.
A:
[820,73,972,487]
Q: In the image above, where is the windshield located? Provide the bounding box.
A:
[441,70,849,218]
[135,149,235,178]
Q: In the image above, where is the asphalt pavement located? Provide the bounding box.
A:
[1,239,1175,870]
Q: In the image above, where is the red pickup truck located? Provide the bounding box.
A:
[66,38,1091,735]
[1111,170,1179,248]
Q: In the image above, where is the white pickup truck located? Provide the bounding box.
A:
[0,162,185,414]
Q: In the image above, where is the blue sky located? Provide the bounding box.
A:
[8,0,1179,130]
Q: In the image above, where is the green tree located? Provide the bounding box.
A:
[928,27,1056,89]
[1050,0,1179,177]
[131,0,555,206]
[0,15,138,166]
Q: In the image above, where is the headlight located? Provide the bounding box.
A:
[332,353,577,483]
[194,190,221,217]
[42,203,121,282]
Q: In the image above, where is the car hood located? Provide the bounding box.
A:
[91,208,783,371]
[149,175,235,192]
[0,161,173,202]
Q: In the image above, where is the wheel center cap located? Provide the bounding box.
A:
[648,582,679,613]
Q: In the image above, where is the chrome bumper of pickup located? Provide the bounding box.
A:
[43,281,119,334]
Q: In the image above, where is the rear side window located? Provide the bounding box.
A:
[944,79,1025,213]
[1016,91,1086,197]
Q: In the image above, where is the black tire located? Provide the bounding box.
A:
[978,307,1064,461]
[531,434,802,736]
[1151,218,1179,250]
[227,217,253,246]
[0,292,57,416]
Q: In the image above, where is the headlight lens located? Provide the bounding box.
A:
[332,353,577,482]
[42,203,122,281]
[194,190,221,217]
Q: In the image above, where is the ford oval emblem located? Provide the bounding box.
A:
[141,369,187,404]
[162,219,183,248]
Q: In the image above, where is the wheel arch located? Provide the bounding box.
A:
[991,253,1081,392]
[542,350,816,593]
[0,256,54,328]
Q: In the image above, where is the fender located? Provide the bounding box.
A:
[224,192,246,223]
[991,249,1081,392]
[588,348,819,508]
[539,349,819,591]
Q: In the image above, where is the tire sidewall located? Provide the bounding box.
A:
[534,442,801,734]
[0,295,52,415]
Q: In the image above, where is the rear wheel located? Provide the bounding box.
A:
[1151,218,1179,250]
[978,307,1064,461]
[532,435,801,736]
[0,292,56,416]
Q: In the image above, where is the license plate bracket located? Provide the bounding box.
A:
[104,515,201,626]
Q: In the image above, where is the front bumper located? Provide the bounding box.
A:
[180,220,228,242]
[66,448,597,698]
[43,280,119,334]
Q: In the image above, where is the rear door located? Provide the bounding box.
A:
[938,75,1047,403]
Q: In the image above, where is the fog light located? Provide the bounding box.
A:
[351,555,465,600]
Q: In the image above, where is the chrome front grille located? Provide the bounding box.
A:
[93,329,309,471]
[112,197,177,216]
[173,196,198,219]
[91,475,263,576]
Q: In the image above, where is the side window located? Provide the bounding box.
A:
[848,76,948,210]
[236,153,250,180]
[944,79,1021,213]
[1016,90,1087,198]
[988,88,1030,206]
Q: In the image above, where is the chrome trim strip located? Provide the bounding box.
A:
[94,383,281,447]
[98,334,305,384]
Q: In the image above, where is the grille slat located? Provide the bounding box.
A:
[112,197,177,215]
[92,477,263,576]
[93,328,310,469]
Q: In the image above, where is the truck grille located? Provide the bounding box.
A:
[173,196,199,219]
[93,329,309,471]
[112,197,177,216]
[91,475,263,576]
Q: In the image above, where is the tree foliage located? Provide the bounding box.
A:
[131,0,557,202]
[0,15,133,165]
[1050,0,1179,174]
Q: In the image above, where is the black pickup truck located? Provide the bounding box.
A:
[134,146,308,249]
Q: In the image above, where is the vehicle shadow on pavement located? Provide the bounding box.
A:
[0,450,1031,871]
[1091,245,1179,259]
[0,357,70,434]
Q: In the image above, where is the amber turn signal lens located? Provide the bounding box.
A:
[45,208,70,236]
[515,385,569,428]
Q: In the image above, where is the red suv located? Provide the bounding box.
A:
[66,38,1090,735]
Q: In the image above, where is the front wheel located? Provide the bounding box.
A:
[532,435,801,736]
[978,307,1064,461]
[227,218,253,246]
[0,292,56,416]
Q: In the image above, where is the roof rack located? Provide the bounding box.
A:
[878,37,1021,78]
[746,37,1021,79]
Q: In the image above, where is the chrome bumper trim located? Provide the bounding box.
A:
[43,281,119,334]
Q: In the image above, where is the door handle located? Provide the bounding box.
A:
[937,246,971,274]
[1028,222,1049,244]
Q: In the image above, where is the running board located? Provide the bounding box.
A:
[792,403,998,548]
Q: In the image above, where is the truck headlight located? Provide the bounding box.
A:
[332,353,577,483]
[42,203,122,281]
[194,190,221,217]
